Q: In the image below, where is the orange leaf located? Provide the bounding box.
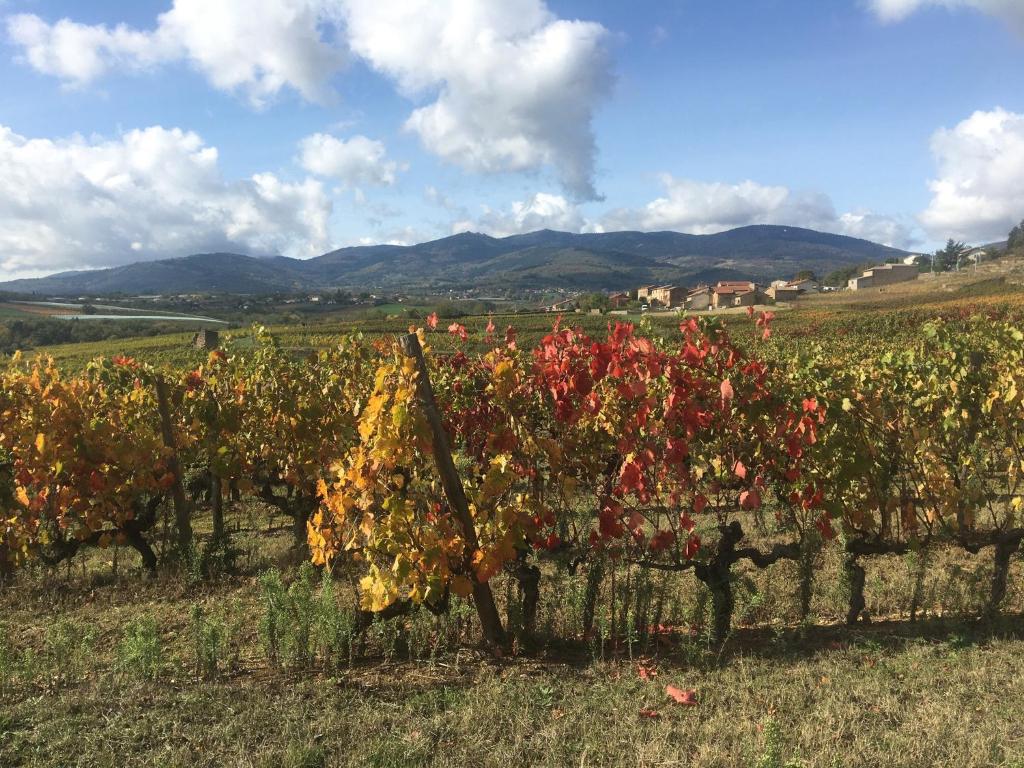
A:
[665,685,698,706]
[638,664,658,681]
[720,379,734,402]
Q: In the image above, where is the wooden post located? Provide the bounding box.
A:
[155,376,193,556]
[399,333,506,647]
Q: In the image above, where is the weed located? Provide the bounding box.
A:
[44,617,95,684]
[756,718,803,768]
[190,603,225,679]
[314,571,356,669]
[258,568,288,666]
[0,624,13,693]
[117,616,162,681]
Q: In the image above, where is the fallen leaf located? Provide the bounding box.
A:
[666,685,698,706]
[639,708,661,719]
[638,664,658,681]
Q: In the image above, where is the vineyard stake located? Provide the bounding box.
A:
[399,332,507,648]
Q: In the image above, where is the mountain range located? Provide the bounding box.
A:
[0,225,910,296]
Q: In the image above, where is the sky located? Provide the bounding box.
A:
[0,0,1023,279]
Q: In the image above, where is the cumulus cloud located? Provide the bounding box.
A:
[919,108,1024,242]
[341,0,612,200]
[298,133,400,187]
[7,0,612,196]
[838,211,915,248]
[599,176,835,235]
[0,124,331,277]
[339,0,610,201]
[868,0,1024,33]
[599,176,914,246]
[6,0,346,106]
[452,193,588,238]
[455,179,914,248]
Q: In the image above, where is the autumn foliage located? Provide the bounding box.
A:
[3,312,1024,642]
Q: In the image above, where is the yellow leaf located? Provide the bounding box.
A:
[35,432,45,453]
[15,486,30,507]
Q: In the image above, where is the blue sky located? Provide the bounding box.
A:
[1,0,1023,279]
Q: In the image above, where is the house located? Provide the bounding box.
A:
[766,285,802,302]
[685,286,713,311]
[786,278,820,293]
[712,281,761,309]
[731,289,760,308]
[847,263,919,290]
[608,291,631,309]
[192,329,220,350]
[647,285,685,308]
[636,285,658,301]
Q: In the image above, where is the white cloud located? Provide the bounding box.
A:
[600,176,839,235]
[600,176,914,246]
[919,108,1024,242]
[298,133,399,186]
[338,0,612,200]
[838,211,915,248]
[868,0,1024,33]
[452,193,587,238]
[6,1,346,106]
[7,1,612,196]
[0,124,331,277]
[456,179,914,248]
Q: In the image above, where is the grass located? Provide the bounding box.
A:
[1,496,1022,767]
[3,608,1024,766]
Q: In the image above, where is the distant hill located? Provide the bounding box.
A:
[0,225,909,295]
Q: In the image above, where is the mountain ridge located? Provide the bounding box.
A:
[0,225,909,295]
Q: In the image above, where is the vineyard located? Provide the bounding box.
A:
[3,302,1024,766]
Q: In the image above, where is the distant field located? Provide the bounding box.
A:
[6,254,1024,374]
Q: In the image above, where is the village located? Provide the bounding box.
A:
[544,259,926,314]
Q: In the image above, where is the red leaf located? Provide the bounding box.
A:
[732,459,747,480]
[692,494,707,515]
[447,322,468,342]
[638,708,661,719]
[426,312,438,330]
[665,685,698,706]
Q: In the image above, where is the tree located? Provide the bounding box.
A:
[824,265,863,287]
[1008,219,1024,252]
[577,293,611,312]
[933,239,969,272]
[793,270,818,282]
